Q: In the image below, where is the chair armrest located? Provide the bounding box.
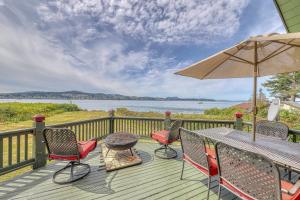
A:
[282,180,300,195]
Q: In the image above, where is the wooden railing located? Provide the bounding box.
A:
[0,111,299,176]
[0,128,35,175]
[50,117,111,141]
[182,119,235,131]
[113,117,237,137]
[114,117,164,137]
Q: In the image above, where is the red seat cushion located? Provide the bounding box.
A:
[205,147,216,159]
[78,139,97,159]
[183,153,218,176]
[151,130,176,144]
[282,180,300,200]
[205,147,218,175]
[48,139,97,161]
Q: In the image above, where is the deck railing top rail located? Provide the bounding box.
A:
[0,128,35,137]
[48,117,111,128]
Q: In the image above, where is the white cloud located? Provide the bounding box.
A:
[0,1,139,94]
[0,0,279,101]
[38,0,250,44]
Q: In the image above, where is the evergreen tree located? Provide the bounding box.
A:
[262,72,300,102]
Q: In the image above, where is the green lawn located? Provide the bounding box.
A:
[0,111,108,131]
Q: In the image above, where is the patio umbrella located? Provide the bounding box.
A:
[175,32,300,141]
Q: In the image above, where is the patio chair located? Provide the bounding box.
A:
[151,120,182,159]
[43,128,97,184]
[256,120,294,180]
[256,120,289,140]
[215,142,300,200]
[179,128,218,200]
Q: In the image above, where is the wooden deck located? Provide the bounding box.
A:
[0,141,296,200]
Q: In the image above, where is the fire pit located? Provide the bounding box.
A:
[104,132,138,156]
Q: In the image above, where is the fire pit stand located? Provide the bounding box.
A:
[104,132,138,157]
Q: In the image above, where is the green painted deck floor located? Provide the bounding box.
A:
[0,142,240,200]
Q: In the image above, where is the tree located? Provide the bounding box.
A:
[262,72,300,102]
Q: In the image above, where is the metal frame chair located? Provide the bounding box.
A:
[215,142,300,200]
[256,120,289,140]
[43,128,97,184]
[151,120,182,159]
[256,120,294,180]
[179,128,218,200]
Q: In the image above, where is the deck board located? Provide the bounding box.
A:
[1,141,295,200]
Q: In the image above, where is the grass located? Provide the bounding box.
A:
[0,111,108,131]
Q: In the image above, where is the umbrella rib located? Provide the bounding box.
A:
[201,55,231,79]
[258,39,295,63]
[258,46,293,63]
[272,40,300,48]
[258,43,290,63]
[201,42,251,79]
[223,52,254,65]
[228,58,250,64]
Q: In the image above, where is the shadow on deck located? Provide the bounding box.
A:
[0,141,240,200]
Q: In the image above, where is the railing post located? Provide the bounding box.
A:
[234,112,243,131]
[164,111,172,130]
[109,109,115,134]
[32,114,47,169]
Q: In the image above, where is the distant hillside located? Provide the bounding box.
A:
[0,91,218,101]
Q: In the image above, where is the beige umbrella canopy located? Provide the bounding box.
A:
[175,32,300,141]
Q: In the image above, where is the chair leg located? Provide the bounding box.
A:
[217,182,222,200]
[288,170,292,181]
[180,160,185,180]
[129,148,134,156]
[53,161,90,184]
[207,176,211,200]
[105,149,111,157]
[154,144,177,159]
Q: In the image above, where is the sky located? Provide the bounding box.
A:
[0,0,285,100]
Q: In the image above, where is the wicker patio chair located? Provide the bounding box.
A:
[256,120,289,140]
[215,142,300,200]
[151,120,182,159]
[179,128,218,200]
[43,128,97,184]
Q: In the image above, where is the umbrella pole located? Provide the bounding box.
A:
[252,41,258,142]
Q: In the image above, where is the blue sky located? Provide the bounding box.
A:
[0,0,285,100]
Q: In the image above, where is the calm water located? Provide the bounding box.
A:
[0,99,242,114]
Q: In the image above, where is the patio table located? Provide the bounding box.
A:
[195,127,300,172]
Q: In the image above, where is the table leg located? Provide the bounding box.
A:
[129,148,134,156]
[106,149,110,157]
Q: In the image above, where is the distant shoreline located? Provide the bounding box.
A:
[0,98,241,102]
[0,91,243,102]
